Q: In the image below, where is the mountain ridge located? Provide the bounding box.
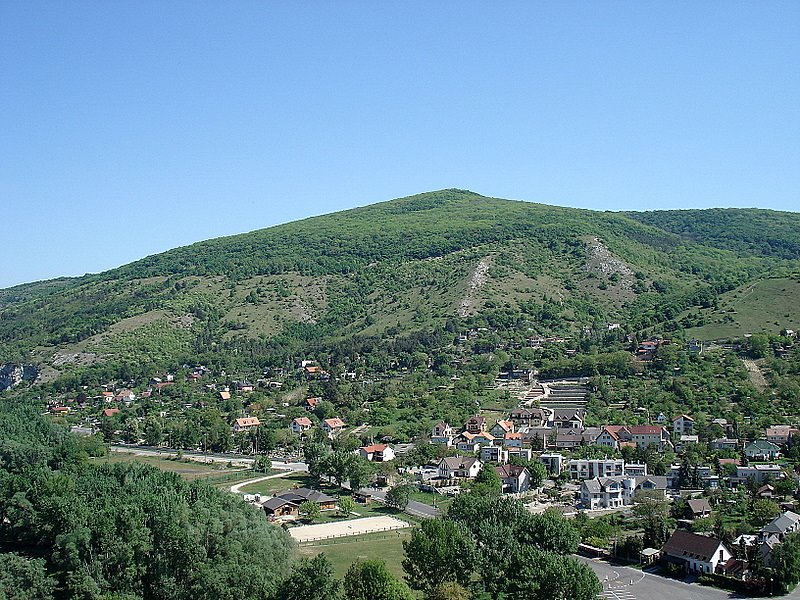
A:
[1,189,798,387]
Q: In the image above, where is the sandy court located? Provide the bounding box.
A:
[288,515,410,542]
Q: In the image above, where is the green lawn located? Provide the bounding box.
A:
[93,452,250,482]
[238,472,318,495]
[297,530,411,580]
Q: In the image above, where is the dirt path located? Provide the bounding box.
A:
[742,359,767,391]
[229,470,293,494]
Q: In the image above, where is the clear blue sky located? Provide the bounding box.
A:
[1,2,798,288]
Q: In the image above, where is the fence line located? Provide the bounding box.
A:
[299,531,410,547]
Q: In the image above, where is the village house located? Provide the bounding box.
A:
[437,456,482,479]
[552,409,584,429]
[538,452,565,476]
[101,391,115,402]
[580,475,667,510]
[218,390,231,401]
[509,407,549,428]
[766,425,798,446]
[555,429,585,450]
[687,498,712,519]
[627,425,673,450]
[321,417,346,438]
[759,511,800,552]
[712,438,739,451]
[359,443,395,462]
[455,432,481,454]
[672,414,695,436]
[233,417,261,433]
[732,464,784,485]
[745,439,781,461]
[114,389,135,403]
[666,464,719,489]
[472,431,497,447]
[661,530,733,575]
[289,416,313,435]
[595,425,672,451]
[503,432,524,449]
[623,463,648,477]
[495,464,531,493]
[580,476,631,510]
[262,488,337,520]
[303,397,322,412]
[521,427,553,450]
[464,415,487,434]
[481,445,509,464]
[507,447,533,462]
[568,458,625,480]
[102,408,120,418]
[430,421,455,446]
[490,419,515,438]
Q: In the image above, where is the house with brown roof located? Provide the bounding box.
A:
[218,390,231,400]
[490,419,515,438]
[290,416,313,435]
[321,417,346,438]
[233,417,261,432]
[304,397,322,411]
[102,408,120,418]
[766,425,798,446]
[661,530,733,575]
[687,498,712,519]
[359,443,395,462]
[262,487,337,520]
[464,415,486,434]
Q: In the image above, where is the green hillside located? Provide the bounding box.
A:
[1,189,798,388]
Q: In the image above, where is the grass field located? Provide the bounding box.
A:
[685,277,800,340]
[94,452,252,484]
[297,530,411,579]
[238,472,315,495]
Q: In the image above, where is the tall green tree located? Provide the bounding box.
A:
[344,560,415,600]
[402,519,476,593]
[278,554,342,600]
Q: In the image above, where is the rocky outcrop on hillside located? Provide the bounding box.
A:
[0,364,38,391]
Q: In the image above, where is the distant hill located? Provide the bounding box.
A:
[1,189,798,386]
[626,208,800,260]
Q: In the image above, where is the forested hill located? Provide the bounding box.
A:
[0,189,798,388]
[626,207,800,260]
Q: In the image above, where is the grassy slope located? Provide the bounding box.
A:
[684,277,800,340]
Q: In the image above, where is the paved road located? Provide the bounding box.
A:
[361,487,441,519]
[578,556,800,600]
